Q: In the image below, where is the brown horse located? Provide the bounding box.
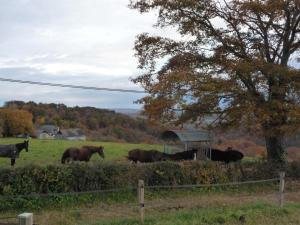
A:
[61,145,105,164]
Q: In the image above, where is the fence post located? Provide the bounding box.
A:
[138,179,145,224]
[278,171,285,208]
[18,213,33,225]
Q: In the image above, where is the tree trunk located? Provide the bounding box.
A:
[265,135,285,163]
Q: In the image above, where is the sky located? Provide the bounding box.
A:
[0,0,175,109]
[0,0,299,110]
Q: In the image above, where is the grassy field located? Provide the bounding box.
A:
[0,138,162,167]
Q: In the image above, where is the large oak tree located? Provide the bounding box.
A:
[130,0,300,162]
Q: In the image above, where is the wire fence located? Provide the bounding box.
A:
[0,178,280,201]
[0,173,290,225]
[0,186,136,200]
[145,178,279,189]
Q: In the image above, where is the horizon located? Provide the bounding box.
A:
[0,99,142,111]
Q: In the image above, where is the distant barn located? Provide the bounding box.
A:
[36,125,86,141]
[57,128,86,141]
[161,129,213,160]
[36,125,59,139]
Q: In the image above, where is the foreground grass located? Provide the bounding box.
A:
[2,190,298,225]
[2,183,299,225]
[0,138,162,167]
[95,203,300,225]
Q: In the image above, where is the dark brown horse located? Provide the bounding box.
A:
[0,140,29,166]
[61,145,105,164]
[127,149,166,163]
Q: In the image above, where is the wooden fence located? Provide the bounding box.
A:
[0,172,286,225]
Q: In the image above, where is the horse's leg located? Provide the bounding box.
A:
[11,158,15,166]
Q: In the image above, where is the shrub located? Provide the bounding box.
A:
[0,161,299,211]
[0,161,298,196]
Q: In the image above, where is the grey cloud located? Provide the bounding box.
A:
[0,66,144,108]
[0,0,174,108]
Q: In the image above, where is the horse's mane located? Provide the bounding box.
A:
[82,145,103,152]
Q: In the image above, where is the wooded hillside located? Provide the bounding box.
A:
[2,101,163,143]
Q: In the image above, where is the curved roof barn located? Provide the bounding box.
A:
[162,129,212,142]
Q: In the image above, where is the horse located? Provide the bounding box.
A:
[204,148,244,163]
[0,140,29,166]
[127,149,166,163]
[61,145,105,164]
[165,149,198,161]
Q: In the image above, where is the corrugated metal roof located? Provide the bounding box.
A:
[162,129,212,142]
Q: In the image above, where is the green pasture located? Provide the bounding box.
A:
[0,138,162,167]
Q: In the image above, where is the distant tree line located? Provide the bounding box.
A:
[0,101,163,143]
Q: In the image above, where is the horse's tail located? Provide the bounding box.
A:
[61,150,69,164]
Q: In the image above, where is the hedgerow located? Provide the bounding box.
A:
[0,161,299,195]
[0,161,298,211]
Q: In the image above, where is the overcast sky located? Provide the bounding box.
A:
[0,0,176,109]
[1,0,299,110]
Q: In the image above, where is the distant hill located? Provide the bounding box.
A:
[112,108,143,118]
[3,101,163,143]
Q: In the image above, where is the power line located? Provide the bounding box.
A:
[0,77,146,94]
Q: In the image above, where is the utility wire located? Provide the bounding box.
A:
[0,77,146,94]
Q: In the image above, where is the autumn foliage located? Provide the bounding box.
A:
[0,108,34,137]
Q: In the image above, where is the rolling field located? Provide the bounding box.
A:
[0,138,162,167]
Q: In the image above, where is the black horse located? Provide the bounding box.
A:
[205,148,244,163]
[0,140,29,166]
[165,149,198,161]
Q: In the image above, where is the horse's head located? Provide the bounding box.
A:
[24,140,29,152]
[97,146,105,159]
